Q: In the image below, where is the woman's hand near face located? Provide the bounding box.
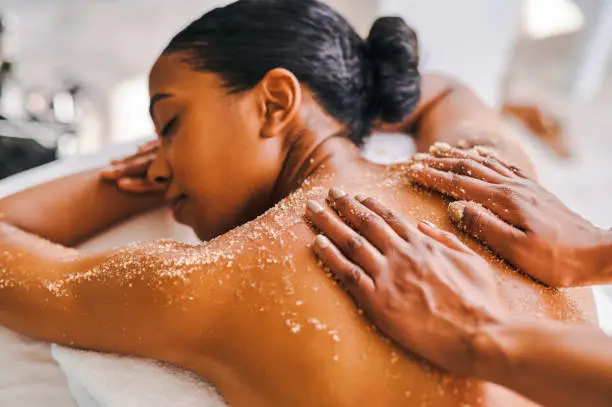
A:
[407,143,611,287]
[305,189,506,376]
[100,140,165,194]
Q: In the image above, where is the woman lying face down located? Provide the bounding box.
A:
[145,0,420,241]
[0,1,597,406]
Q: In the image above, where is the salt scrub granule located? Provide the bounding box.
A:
[429,142,452,155]
[472,145,499,158]
[32,172,333,300]
[307,317,327,331]
[413,153,430,161]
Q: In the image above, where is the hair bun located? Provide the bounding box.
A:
[366,17,421,123]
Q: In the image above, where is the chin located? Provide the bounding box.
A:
[192,220,220,242]
[192,216,241,242]
[194,228,213,242]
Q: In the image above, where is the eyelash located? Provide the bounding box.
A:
[161,116,179,138]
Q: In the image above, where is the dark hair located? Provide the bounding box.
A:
[163,0,420,145]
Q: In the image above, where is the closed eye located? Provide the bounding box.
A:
[161,116,179,138]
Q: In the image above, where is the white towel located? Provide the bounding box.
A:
[50,345,227,407]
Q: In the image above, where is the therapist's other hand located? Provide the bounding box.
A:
[408,143,604,287]
[305,189,505,376]
[100,140,164,194]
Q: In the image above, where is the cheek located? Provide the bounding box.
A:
[171,106,239,182]
[172,96,283,237]
[190,98,261,182]
[169,108,259,234]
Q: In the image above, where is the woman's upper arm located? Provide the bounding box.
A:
[410,74,536,178]
[4,239,233,365]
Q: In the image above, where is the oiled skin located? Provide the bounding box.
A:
[168,159,594,407]
[0,75,596,407]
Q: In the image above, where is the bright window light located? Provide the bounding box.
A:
[522,0,585,39]
[110,75,154,143]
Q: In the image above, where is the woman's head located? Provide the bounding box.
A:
[148,0,420,240]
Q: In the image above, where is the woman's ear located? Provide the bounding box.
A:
[258,68,302,139]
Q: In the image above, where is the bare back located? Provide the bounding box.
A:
[176,162,595,407]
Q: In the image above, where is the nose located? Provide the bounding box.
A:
[147,146,171,187]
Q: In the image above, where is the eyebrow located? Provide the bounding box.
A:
[149,93,173,121]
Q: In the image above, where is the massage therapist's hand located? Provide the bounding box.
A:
[305,189,506,376]
[99,139,165,194]
[408,143,610,287]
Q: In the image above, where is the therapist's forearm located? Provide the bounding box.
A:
[0,169,164,247]
[473,320,612,407]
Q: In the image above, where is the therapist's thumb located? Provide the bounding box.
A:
[448,201,524,261]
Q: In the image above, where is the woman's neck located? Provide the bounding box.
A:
[272,134,372,202]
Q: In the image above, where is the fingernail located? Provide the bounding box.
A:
[448,201,466,223]
[330,187,346,200]
[422,220,437,228]
[409,163,425,172]
[473,145,498,158]
[429,142,452,155]
[307,200,324,214]
[315,234,330,249]
[355,194,367,203]
[413,153,430,161]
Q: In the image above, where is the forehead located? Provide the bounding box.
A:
[149,53,222,97]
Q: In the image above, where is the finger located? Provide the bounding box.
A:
[137,139,159,153]
[117,156,154,177]
[448,201,525,264]
[409,163,524,225]
[305,200,385,276]
[417,221,474,254]
[327,188,405,253]
[408,163,494,203]
[101,150,156,178]
[117,178,165,193]
[102,156,153,180]
[418,157,505,184]
[312,234,376,296]
[114,145,158,164]
[471,150,529,179]
[427,143,516,178]
[100,167,120,180]
[354,196,420,243]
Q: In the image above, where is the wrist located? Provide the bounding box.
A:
[470,318,522,384]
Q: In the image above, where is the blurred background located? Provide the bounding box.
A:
[0,0,610,227]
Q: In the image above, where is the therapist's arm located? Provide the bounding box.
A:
[475,320,612,407]
[0,169,164,247]
[305,191,612,407]
[407,145,612,287]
